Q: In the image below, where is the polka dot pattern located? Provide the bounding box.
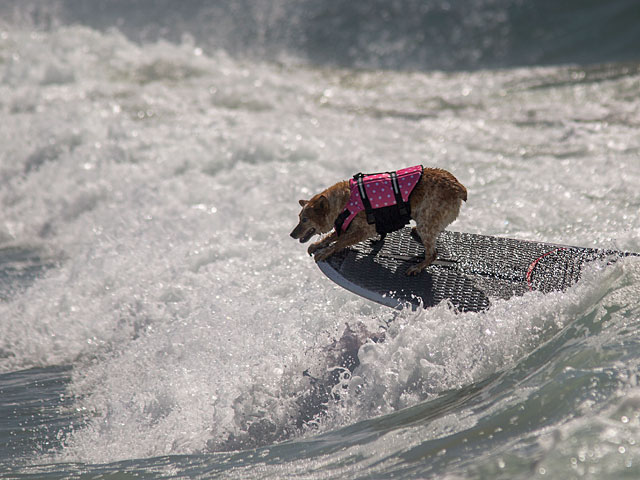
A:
[339,165,423,232]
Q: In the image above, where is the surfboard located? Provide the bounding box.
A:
[317,227,637,312]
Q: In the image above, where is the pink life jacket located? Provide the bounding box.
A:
[334,165,423,235]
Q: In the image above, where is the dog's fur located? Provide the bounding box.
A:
[290,168,467,275]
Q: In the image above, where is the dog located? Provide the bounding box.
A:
[290,166,466,275]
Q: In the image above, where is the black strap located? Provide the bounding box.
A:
[334,209,351,236]
[389,172,408,216]
[354,173,376,224]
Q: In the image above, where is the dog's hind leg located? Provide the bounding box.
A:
[406,199,461,276]
[406,230,437,275]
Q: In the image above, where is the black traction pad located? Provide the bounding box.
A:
[317,227,637,312]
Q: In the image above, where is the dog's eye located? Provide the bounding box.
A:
[301,217,308,223]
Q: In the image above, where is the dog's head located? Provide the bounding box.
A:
[290,195,332,243]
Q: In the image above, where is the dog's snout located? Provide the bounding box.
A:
[291,223,316,243]
[290,224,302,239]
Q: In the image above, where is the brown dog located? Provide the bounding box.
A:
[290,167,467,275]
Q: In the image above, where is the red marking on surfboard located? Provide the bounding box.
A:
[526,248,568,291]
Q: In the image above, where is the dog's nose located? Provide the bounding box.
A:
[290,226,300,239]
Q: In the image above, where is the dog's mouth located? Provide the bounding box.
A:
[299,228,316,243]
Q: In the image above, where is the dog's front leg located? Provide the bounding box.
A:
[313,228,370,262]
[307,231,338,256]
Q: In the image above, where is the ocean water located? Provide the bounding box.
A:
[1,1,640,478]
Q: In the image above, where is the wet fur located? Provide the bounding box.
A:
[290,168,467,275]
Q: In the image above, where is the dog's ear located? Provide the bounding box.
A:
[299,199,309,207]
[312,195,329,213]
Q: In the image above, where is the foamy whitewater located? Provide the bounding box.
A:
[1,1,640,478]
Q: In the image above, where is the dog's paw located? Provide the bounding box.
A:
[406,253,435,276]
[313,247,333,262]
[307,242,320,256]
[406,263,424,276]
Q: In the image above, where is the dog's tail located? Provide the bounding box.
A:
[430,168,468,202]
[459,185,468,202]
[450,182,467,202]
